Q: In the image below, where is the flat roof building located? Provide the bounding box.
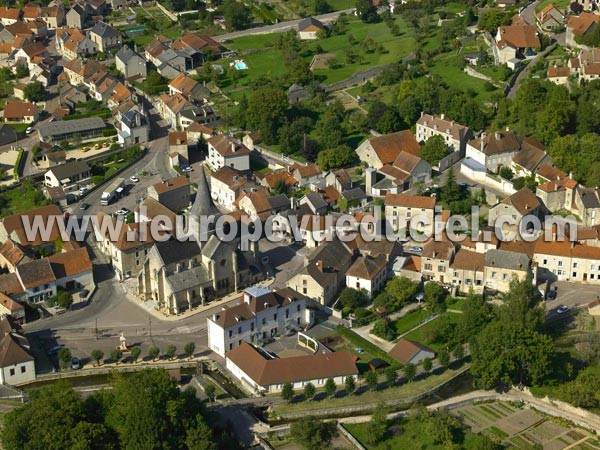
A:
[38,117,106,143]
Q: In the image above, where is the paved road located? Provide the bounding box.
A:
[519,0,539,25]
[213,9,354,42]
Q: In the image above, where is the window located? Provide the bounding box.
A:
[237,327,242,334]
[424,264,432,271]
[573,262,578,268]
[9,368,14,376]
[285,309,289,319]
[262,318,266,325]
[466,279,472,285]
[228,330,232,338]
[302,288,307,294]
[543,259,547,265]
[20,366,26,374]
[573,272,577,278]
[251,323,254,332]
[558,260,563,267]
[274,314,277,320]
[491,272,497,279]
[502,274,508,280]
[297,305,301,312]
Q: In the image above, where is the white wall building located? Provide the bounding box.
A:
[207,135,251,172]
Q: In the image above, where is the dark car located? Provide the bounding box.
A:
[47,345,63,356]
[71,357,80,370]
[79,289,90,299]
[547,289,557,300]
[80,203,90,210]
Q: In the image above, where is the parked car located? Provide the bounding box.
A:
[26,126,34,135]
[130,176,139,183]
[80,202,89,210]
[556,305,569,314]
[408,246,423,253]
[547,289,557,300]
[79,186,88,194]
[116,208,130,216]
[79,289,90,299]
[71,357,80,370]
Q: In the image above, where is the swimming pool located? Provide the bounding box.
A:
[234,61,248,70]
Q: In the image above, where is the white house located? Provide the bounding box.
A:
[207,286,313,357]
[210,165,255,211]
[345,254,388,298]
[44,160,91,188]
[207,135,251,172]
[118,109,149,147]
[0,318,35,385]
[225,341,358,393]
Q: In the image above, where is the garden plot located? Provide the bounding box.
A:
[452,402,600,450]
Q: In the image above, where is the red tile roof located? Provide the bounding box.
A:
[384,192,436,209]
[388,339,434,364]
[367,130,421,165]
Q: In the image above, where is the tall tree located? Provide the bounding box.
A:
[246,87,288,144]
[222,0,252,30]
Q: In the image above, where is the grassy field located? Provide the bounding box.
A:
[427,54,502,104]
[222,15,416,89]
[273,364,468,415]
[402,312,461,352]
[345,414,483,449]
[390,308,432,337]
[0,181,51,217]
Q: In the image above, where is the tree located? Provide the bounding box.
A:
[47,289,73,309]
[420,135,451,165]
[131,347,141,363]
[471,321,554,389]
[438,349,450,368]
[366,403,387,445]
[365,370,378,391]
[355,0,378,23]
[166,345,177,360]
[58,347,72,370]
[15,65,29,78]
[91,349,104,366]
[222,0,252,30]
[290,416,333,449]
[380,276,419,311]
[453,344,464,361]
[184,342,196,359]
[246,88,288,144]
[345,375,356,395]
[440,167,462,204]
[403,363,417,382]
[325,377,336,398]
[338,287,368,310]
[423,357,433,373]
[385,367,396,387]
[313,0,331,13]
[282,382,294,403]
[303,382,315,401]
[424,282,447,313]
[371,319,393,340]
[23,81,46,102]
[110,348,123,365]
[148,345,160,361]
[204,382,216,402]
[316,145,356,170]
[457,292,492,342]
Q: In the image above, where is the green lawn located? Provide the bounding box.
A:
[222,15,416,89]
[273,364,468,416]
[427,54,502,104]
[446,297,467,311]
[536,0,570,12]
[390,308,432,337]
[344,414,484,449]
[402,312,461,352]
[0,181,52,217]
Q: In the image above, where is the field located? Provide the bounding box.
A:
[402,312,461,352]
[389,308,432,337]
[220,15,416,90]
[453,401,600,449]
[345,415,484,450]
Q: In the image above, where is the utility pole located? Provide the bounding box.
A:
[95,318,98,340]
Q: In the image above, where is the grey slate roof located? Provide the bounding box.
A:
[47,160,90,181]
[89,21,121,39]
[304,191,327,211]
[484,249,530,271]
[298,17,325,31]
[578,187,600,209]
[115,45,140,64]
[167,265,210,292]
[155,239,201,266]
[267,194,289,211]
[342,187,367,202]
[189,167,219,217]
[39,117,105,139]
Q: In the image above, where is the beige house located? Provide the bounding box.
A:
[450,248,485,294]
[484,249,532,292]
[3,102,37,123]
[286,238,354,305]
[356,130,421,169]
[487,187,544,235]
[384,193,436,235]
[415,112,470,154]
[297,17,326,39]
[421,240,455,285]
[345,254,388,298]
[534,238,600,284]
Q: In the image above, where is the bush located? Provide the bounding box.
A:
[102,128,117,137]
[13,149,24,180]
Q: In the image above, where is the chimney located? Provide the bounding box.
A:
[480,138,484,152]
[176,263,183,272]
[420,111,424,118]
[316,260,323,272]
[506,126,510,132]
[290,197,297,209]
[188,259,194,269]
[440,113,445,120]
[569,172,573,179]
[231,142,236,153]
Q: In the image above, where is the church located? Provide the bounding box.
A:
[136,168,265,315]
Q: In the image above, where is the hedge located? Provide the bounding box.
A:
[13,148,24,180]
[335,325,401,368]
[103,128,117,137]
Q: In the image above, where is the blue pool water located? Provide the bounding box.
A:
[234,61,248,70]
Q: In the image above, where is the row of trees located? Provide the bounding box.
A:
[87,342,196,367]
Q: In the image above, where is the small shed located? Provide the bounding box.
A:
[368,358,389,372]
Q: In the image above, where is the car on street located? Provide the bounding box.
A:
[184,166,193,172]
[80,202,89,210]
[547,289,557,300]
[26,126,34,135]
[47,345,63,356]
[79,289,90,299]
[130,176,139,183]
[408,246,423,253]
[116,208,130,216]
[71,357,80,370]
[556,305,569,314]
[79,186,88,194]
